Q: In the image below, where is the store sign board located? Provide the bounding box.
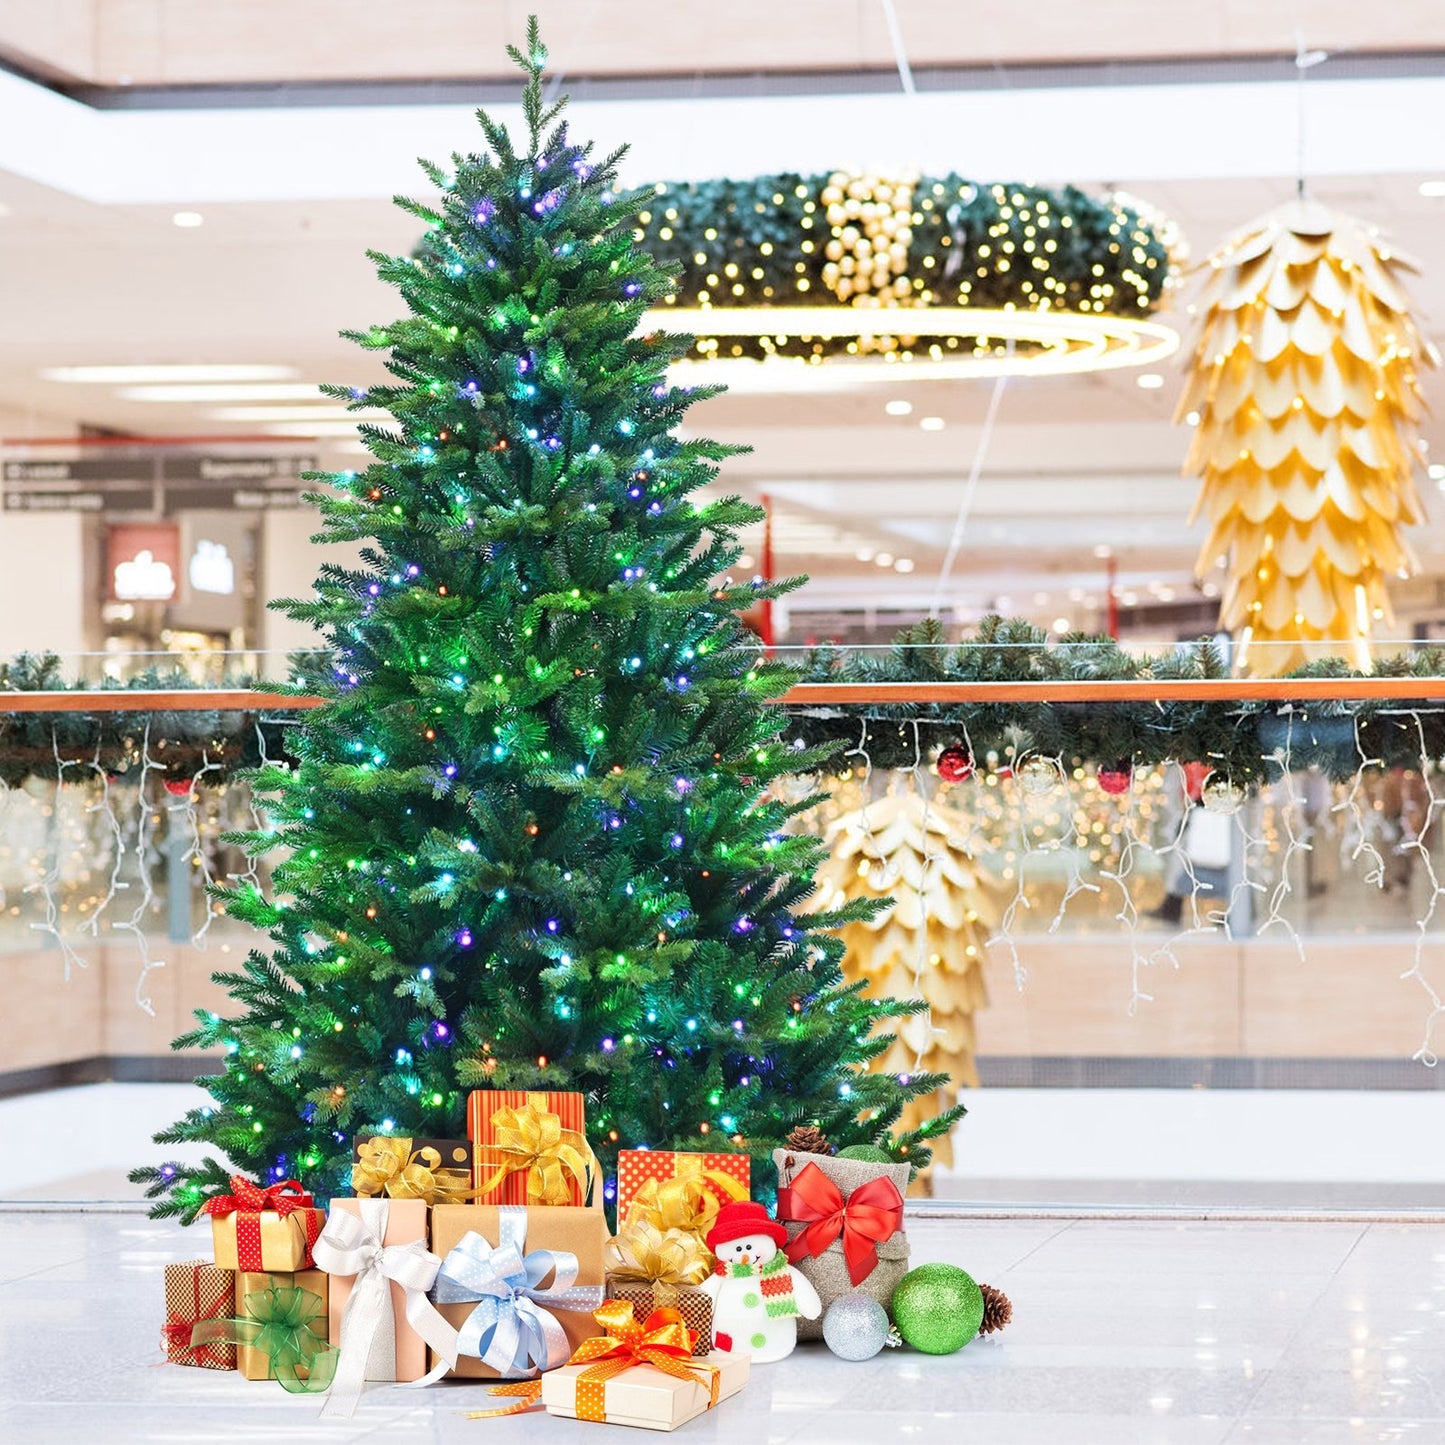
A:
[2,459,154,484]
[4,488,152,512]
[165,486,311,510]
[166,455,317,484]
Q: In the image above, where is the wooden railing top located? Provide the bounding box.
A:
[4,675,1445,712]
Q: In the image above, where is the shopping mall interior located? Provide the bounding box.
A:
[4,4,1445,1442]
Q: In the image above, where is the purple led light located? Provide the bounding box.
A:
[473,200,495,224]
[434,1022,449,1039]
[601,1038,615,1052]
[457,930,473,947]
[444,764,457,778]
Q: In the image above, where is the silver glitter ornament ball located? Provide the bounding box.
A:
[822,1293,891,1361]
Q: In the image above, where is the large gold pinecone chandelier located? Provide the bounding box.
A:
[1177,200,1437,674]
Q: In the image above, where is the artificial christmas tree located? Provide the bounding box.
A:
[132,21,960,1220]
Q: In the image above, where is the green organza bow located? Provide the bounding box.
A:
[190,1279,337,1393]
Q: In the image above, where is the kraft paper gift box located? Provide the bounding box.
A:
[541,1349,748,1431]
[773,1148,909,1341]
[316,1197,436,1383]
[205,1175,326,1273]
[161,1259,237,1370]
[614,1150,750,1231]
[467,1089,591,1206]
[429,1202,609,1379]
[234,1269,330,1381]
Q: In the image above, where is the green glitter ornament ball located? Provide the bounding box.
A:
[892,1264,985,1354]
[835,1145,894,1163]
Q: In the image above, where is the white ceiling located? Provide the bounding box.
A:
[5,43,1445,637]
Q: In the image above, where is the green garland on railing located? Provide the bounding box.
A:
[780,618,1445,785]
[0,653,293,787]
[1,622,1440,790]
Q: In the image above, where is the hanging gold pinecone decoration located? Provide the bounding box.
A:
[804,787,997,1172]
[1177,200,1436,675]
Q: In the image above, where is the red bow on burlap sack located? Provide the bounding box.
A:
[777,1161,905,1287]
[201,1176,323,1271]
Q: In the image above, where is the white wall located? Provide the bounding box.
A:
[258,507,359,669]
[0,511,90,661]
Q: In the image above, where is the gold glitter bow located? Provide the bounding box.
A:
[475,1092,593,1206]
[621,1175,725,1247]
[350,1137,476,1206]
[604,1221,713,1307]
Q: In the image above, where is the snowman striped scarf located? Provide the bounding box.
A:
[715,1250,800,1318]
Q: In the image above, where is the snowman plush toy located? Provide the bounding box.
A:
[700,1199,821,1362]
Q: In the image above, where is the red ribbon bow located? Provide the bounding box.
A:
[778,1161,904,1287]
[201,1176,314,1219]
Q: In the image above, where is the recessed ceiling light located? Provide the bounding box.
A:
[43,364,298,385]
[875,553,894,567]
[854,547,875,562]
[172,210,205,228]
[1093,544,1114,559]
[1052,616,1072,633]
[1429,463,1445,481]
[1185,409,1201,426]
[885,399,913,417]
[1157,587,1176,602]
[919,416,946,431]
[894,558,915,573]
[738,553,754,568]
[1420,181,1445,197]
[1136,373,1165,389]
[118,382,323,402]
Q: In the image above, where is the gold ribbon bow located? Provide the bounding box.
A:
[350,1137,476,1206]
[623,1176,721,1246]
[604,1221,713,1307]
[475,1093,593,1207]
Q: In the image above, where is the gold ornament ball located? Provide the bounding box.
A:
[1018,755,1062,796]
[1201,773,1246,816]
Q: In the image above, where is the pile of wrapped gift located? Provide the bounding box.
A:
[162,1089,821,1431]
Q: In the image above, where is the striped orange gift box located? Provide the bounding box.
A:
[466,1089,591,1206]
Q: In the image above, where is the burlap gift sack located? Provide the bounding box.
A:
[772,1149,910,1340]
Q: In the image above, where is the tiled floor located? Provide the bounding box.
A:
[4,1208,1445,1443]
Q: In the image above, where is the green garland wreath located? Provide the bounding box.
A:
[635,172,1174,362]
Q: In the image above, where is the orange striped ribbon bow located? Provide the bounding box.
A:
[465,1300,719,1422]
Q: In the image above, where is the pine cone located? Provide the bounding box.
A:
[977,1282,1012,1336]
[784,1124,834,1155]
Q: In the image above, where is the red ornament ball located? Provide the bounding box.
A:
[936,746,974,783]
[163,778,193,797]
[1098,761,1133,795]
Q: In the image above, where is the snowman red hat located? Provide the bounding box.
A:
[705,1200,787,1254]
